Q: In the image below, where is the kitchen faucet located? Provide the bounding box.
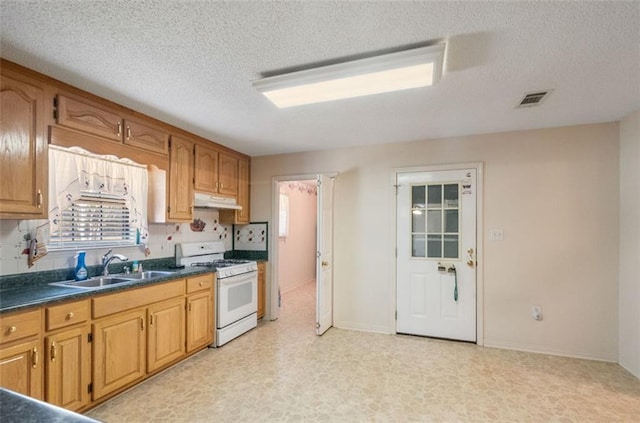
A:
[101,249,128,276]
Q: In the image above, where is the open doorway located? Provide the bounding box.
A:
[277,180,317,321]
[270,173,335,335]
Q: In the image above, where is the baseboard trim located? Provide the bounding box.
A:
[334,320,391,334]
[484,339,617,363]
[281,278,315,294]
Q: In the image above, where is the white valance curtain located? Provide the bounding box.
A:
[48,145,149,247]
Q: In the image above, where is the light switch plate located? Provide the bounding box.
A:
[489,229,504,241]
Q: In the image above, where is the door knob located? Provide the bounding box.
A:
[321,261,329,267]
[467,260,475,268]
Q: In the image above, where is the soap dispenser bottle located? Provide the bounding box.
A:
[75,251,88,281]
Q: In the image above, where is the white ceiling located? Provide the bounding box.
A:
[2,1,639,157]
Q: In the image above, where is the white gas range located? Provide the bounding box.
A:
[176,241,258,347]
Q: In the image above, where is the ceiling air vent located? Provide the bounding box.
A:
[517,90,552,108]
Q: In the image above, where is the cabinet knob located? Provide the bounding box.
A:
[66,312,75,319]
[199,282,204,287]
[8,326,17,333]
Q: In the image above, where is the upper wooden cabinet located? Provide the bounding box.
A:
[55,94,169,156]
[218,152,239,197]
[56,94,122,142]
[123,117,169,155]
[194,143,241,199]
[0,73,48,219]
[194,143,219,194]
[219,157,249,224]
[168,136,194,221]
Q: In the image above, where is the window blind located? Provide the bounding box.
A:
[48,194,135,249]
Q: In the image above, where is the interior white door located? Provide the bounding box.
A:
[316,174,334,335]
[396,168,477,341]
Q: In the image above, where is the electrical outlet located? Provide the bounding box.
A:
[531,305,542,321]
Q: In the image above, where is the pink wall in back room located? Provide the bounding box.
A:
[278,181,317,293]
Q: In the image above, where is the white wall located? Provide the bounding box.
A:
[619,110,640,377]
[0,208,232,276]
[252,122,621,361]
[278,181,317,293]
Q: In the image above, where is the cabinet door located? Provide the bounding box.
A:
[186,291,213,353]
[45,326,90,411]
[236,158,250,224]
[194,144,219,194]
[257,262,266,319]
[168,136,194,221]
[0,74,47,218]
[147,297,185,373]
[124,118,169,155]
[0,339,42,400]
[56,94,123,142]
[218,152,239,197]
[92,309,146,400]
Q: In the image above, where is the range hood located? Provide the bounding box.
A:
[193,192,242,210]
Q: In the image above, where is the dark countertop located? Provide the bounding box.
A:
[0,266,212,314]
[0,388,100,423]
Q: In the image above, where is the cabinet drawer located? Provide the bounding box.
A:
[45,300,90,331]
[186,274,213,294]
[93,280,185,319]
[0,309,41,345]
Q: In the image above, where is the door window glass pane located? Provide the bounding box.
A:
[444,184,459,208]
[412,186,425,209]
[427,234,442,258]
[412,234,425,257]
[444,235,459,258]
[412,211,425,233]
[427,185,442,208]
[444,210,459,233]
[427,210,442,233]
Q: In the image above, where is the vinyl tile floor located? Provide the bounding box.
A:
[87,282,640,422]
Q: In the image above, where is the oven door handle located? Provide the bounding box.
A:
[218,271,257,287]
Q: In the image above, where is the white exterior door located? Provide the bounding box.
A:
[396,168,477,341]
[316,174,334,335]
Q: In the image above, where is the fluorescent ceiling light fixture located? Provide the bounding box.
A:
[253,44,445,108]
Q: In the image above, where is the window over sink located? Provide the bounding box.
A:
[47,145,148,251]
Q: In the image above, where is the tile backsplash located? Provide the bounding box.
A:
[0,209,232,276]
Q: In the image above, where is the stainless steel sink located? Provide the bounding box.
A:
[49,270,175,289]
[50,277,134,289]
[121,271,173,279]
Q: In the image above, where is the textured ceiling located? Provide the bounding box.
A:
[2,1,639,157]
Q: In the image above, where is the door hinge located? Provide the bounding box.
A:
[168,139,172,148]
[395,248,397,258]
[87,333,93,343]
[52,97,58,120]
[167,206,171,213]
[393,184,400,195]
[316,322,320,329]
[317,179,321,187]
[395,310,397,320]
[88,383,93,394]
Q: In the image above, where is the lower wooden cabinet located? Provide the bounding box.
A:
[0,273,214,410]
[257,262,266,319]
[0,338,42,400]
[147,297,185,372]
[92,309,146,400]
[186,291,213,353]
[45,326,90,411]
